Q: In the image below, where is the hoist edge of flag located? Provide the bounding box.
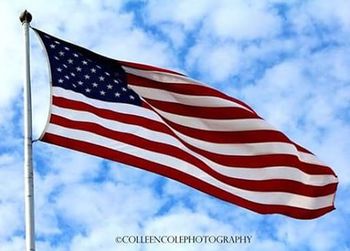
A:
[32,27,55,142]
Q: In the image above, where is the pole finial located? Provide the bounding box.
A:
[20,10,32,24]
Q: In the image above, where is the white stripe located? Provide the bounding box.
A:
[167,124,323,166]
[45,124,335,210]
[151,106,275,131]
[299,152,326,166]
[53,86,162,122]
[217,166,337,186]
[52,87,327,166]
[172,129,299,156]
[130,84,251,111]
[123,66,202,85]
[51,105,337,186]
[124,65,255,113]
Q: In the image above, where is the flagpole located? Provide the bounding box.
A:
[20,10,35,251]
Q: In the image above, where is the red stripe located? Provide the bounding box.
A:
[127,74,256,114]
[156,116,291,143]
[179,142,336,175]
[53,96,160,131]
[144,98,257,119]
[41,133,336,219]
[49,114,337,197]
[120,60,184,75]
[294,143,313,154]
[52,96,335,175]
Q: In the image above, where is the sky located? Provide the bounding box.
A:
[0,0,349,250]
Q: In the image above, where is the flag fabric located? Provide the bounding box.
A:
[34,27,338,219]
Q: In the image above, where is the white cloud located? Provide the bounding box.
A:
[106,162,160,187]
[0,153,23,241]
[54,181,161,229]
[145,0,213,31]
[240,59,309,130]
[291,0,350,35]
[0,237,25,251]
[157,23,187,49]
[202,0,282,41]
[0,2,26,124]
[69,224,132,251]
[186,42,241,82]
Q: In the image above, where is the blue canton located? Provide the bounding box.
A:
[38,30,141,106]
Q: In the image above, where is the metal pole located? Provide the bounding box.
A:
[19,10,35,251]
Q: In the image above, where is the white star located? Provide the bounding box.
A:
[59,51,65,56]
[92,83,98,87]
[129,95,135,100]
[122,87,127,92]
[84,75,90,79]
[107,84,113,89]
[63,64,67,68]
[115,92,120,97]
[50,44,56,49]
[68,59,73,64]
[65,75,70,79]
[54,56,59,60]
[78,81,83,85]
[54,40,60,44]
[76,67,82,72]
[72,84,77,88]
[105,72,110,76]
[113,79,119,84]
[91,68,96,73]
[64,46,70,51]
[70,72,76,77]
[58,79,64,83]
[82,60,88,65]
[85,88,91,93]
[57,67,62,72]
[99,76,105,81]
[96,65,101,69]
[73,53,79,58]
[100,90,106,95]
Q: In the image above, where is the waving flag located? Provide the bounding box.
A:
[34,27,338,219]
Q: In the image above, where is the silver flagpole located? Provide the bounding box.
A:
[19,10,35,251]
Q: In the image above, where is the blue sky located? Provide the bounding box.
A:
[0,0,350,250]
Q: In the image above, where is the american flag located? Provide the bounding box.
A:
[34,28,338,219]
